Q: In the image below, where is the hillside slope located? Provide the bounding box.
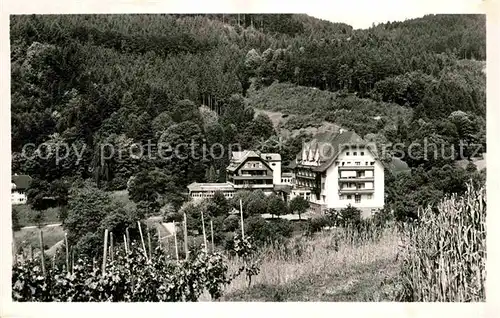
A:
[246,82,412,137]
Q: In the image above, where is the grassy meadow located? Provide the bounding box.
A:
[13,204,60,228]
[223,228,401,301]
[13,225,65,256]
[219,184,486,301]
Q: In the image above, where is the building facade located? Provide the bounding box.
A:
[226,151,281,194]
[187,182,235,202]
[11,174,32,205]
[290,130,384,218]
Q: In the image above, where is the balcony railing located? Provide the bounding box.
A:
[233,175,273,180]
[339,188,374,194]
[338,165,375,171]
[338,177,374,182]
[233,184,274,188]
[296,174,316,179]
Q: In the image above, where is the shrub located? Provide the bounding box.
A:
[223,215,240,232]
[266,194,287,217]
[325,205,362,227]
[306,215,331,235]
[163,211,183,223]
[74,232,103,260]
[244,216,293,247]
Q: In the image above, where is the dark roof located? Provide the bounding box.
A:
[12,175,32,190]
[227,150,275,173]
[296,130,368,172]
[187,182,234,192]
[274,184,292,193]
[385,157,410,173]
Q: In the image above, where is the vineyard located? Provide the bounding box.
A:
[12,230,260,302]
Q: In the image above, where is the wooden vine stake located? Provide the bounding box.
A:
[137,221,148,261]
[125,227,130,251]
[64,232,70,273]
[240,199,245,239]
[173,221,179,261]
[102,229,109,274]
[201,209,208,253]
[71,248,75,273]
[156,226,162,251]
[147,228,152,260]
[183,213,189,260]
[210,220,215,252]
[39,228,46,276]
[110,232,114,262]
[123,234,128,254]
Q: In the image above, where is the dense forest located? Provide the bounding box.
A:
[11,14,486,221]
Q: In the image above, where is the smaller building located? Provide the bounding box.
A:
[11,174,32,205]
[187,182,235,201]
[281,171,294,185]
[226,151,279,194]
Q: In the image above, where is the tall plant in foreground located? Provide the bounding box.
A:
[397,183,486,301]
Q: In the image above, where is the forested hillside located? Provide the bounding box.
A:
[11,14,486,220]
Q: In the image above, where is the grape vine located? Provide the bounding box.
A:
[12,236,260,302]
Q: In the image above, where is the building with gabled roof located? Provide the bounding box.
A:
[290,129,384,218]
[187,151,284,201]
[226,151,279,194]
[11,174,32,205]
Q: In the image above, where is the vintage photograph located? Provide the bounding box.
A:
[9,13,486,302]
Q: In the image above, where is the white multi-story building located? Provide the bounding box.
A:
[290,130,384,218]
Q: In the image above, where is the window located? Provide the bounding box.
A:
[361,152,364,156]
[342,162,345,166]
[355,195,361,203]
[347,195,352,200]
[365,162,368,165]
[346,152,350,155]
[355,162,360,166]
[370,161,375,165]
[321,182,325,190]
[367,194,373,200]
[353,152,357,156]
